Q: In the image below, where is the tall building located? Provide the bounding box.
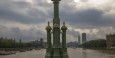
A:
[40,38,43,47]
[78,35,80,45]
[82,33,86,44]
[19,39,22,44]
[106,34,115,49]
[40,38,43,43]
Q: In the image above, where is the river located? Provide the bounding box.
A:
[0,48,115,58]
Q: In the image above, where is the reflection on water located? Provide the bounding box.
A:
[107,55,115,58]
[82,49,87,58]
[0,48,115,58]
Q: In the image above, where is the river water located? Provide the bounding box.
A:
[0,48,115,58]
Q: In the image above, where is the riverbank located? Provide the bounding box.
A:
[100,49,115,54]
[83,48,115,54]
[0,48,43,55]
[0,48,32,51]
[0,51,16,55]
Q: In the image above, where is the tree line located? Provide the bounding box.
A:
[0,37,44,49]
[82,39,106,49]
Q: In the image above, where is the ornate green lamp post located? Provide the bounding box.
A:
[45,22,52,58]
[61,22,68,58]
[45,0,69,58]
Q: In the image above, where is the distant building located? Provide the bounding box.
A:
[19,39,22,43]
[40,38,43,47]
[106,34,115,49]
[78,35,80,45]
[30,38,44,48]
[67,41,78,48]
[82,33,86,44]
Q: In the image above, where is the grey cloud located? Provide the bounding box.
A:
[0,0,51,24]
[67,29,80,38]
[60,8,103,28]
[0,25,46,42]
[80,0,89,2]
[0,0,115,42]
[60,7,115,29]
[59,0,115,29]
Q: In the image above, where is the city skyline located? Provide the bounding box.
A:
[0,0,115,42]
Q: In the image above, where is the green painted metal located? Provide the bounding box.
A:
[45,0,69,58]
[61,22,68,58]
[45,22,52,58]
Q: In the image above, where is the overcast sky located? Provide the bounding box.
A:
[0,0,115,42]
